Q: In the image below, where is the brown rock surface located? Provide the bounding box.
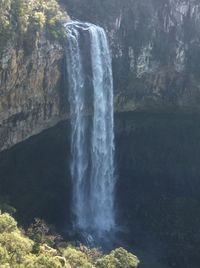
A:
[0,36,67,152]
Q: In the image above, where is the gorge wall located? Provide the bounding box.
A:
[63,0,200,112]
[1,0,200,151]
[1,113,200,267]
[115,112,200,267]
[0,37,67,152]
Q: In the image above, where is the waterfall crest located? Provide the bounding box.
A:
[65,21,116,236]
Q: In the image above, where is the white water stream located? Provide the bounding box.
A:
[66,21,115,236]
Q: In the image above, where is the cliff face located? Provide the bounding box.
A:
[1,0,200,151]
[115,112,200,267]
[64,0,200,111]
[0,36,67,152]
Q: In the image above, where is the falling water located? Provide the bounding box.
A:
[65,21,115,236]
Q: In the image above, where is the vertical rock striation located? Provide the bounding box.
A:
[0,36,66,152]
[63,0,200,112]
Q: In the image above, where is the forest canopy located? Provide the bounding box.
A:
[0,0,69,50]
[0,213,140,268]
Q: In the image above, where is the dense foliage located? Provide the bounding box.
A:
[0,213,140,268]
[0,0,69,51]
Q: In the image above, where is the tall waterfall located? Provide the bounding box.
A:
[65,21,115,235]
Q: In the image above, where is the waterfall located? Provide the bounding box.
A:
[65,21,115,236]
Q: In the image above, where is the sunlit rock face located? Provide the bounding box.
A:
[1,0,200,151]
[0,35,67,152]
[63,0,200,112]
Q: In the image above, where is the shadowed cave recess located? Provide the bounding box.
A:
[1,112,200,267]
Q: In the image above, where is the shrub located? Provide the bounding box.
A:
[0,213,140,268]
[26,218,63,254]
[0,246,9,265]
[0,231,33,264]
[79,245,102,263]
[0,196,16,215]
[63,247,95,268]
[23,254,66,268]
[96,247,140,268]
[0,213,17,233]
[0,0,70,51]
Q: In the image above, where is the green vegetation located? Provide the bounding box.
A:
[0,213,140,268]
[96,248,140,268]
[0,0,69,51]
[0,196,16,216]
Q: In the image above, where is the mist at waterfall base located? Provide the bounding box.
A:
[65,21,116,245]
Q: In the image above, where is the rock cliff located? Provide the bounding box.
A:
[1,0,200,151]
[0,0,69,152]
[64,0,200,111]
[0,36,67,152]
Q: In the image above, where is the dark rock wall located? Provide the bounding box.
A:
[0,121,71,229]
[115,112,200,268]
[1,112,200,267]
